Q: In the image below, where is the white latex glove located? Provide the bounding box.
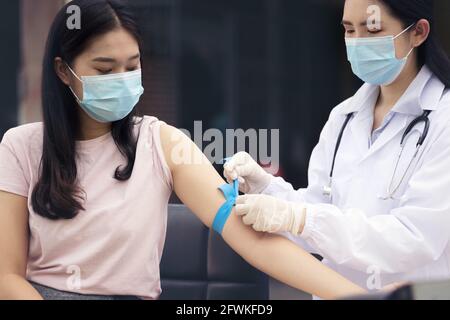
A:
[223,152,273,194]
[235,194,307,235]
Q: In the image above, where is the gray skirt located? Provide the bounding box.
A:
[30,281,142,300]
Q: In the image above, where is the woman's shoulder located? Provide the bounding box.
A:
[135,115,194,168]
[330,97,353,118]
[0,123,43,183]
[134,115,180,139]
[440,87,450,108]
[1,122,43,152]
[324,96,356,131]
[431,87,450,132]
[134,115,176,188]
[329,83,375,120]
[426,86,450,125]
[133,115,168,132]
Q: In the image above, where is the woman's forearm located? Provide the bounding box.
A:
[0,274,43,300]
[222,214,366,299]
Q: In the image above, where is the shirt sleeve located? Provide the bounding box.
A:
[300,119,450,274]
[147,117,174,191]
[0,129,29,197]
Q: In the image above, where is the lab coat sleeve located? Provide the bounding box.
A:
[260,106,342,254]
[300,121,450,274]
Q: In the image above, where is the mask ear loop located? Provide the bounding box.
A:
[65,63,83,103]
[393,23,416,40]
[393,23,417,60]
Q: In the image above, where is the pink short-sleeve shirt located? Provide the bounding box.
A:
[0,116,173,299]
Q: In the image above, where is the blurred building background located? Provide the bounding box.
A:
[1,0,449,299]
[2,0,450,189]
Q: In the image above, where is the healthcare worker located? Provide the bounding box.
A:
[224,0,450,293]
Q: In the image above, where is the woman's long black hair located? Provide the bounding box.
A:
[32,0,142,220]
[382,0,450,88]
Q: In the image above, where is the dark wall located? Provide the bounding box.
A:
[130,0,449,189]
[141,0,360,187]
[0,1,20,137]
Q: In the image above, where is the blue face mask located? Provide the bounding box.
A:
[345,24,415,86]
[67,65,144,123]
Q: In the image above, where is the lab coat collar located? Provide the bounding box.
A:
[339,65,445,116]
[343,65,446,163]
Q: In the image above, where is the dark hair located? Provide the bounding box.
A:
[381,0,450,88]
[32,0,142,220]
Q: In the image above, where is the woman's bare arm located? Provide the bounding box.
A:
[0,191,43,300]
[160,124,366,299]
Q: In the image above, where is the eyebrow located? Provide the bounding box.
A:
[341,20,371,27]
[91,53,141,63]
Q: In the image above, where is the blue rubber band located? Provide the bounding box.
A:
[212,179,239,234]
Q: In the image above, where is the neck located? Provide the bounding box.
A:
[377,58,420,110]
[77,109,111,141]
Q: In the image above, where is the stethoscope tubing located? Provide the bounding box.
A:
[325,109,432,199]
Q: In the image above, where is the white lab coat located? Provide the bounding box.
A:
[263,66,450,293]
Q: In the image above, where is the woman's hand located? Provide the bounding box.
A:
[236,194,307,235]
[223,152,273,194]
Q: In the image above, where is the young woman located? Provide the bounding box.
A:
[0,0,366,300]
[225,0,450,297]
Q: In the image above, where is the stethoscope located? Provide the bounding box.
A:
[323,109,432,201]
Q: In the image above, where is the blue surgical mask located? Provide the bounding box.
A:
[345,24,415,86]
[67,65,144,123]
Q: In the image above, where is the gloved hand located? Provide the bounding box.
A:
[235,194,307,235]
[223,152,273,194]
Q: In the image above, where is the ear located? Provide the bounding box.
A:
[54,57,71,86]
[411,19,430,48]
